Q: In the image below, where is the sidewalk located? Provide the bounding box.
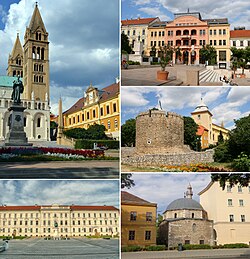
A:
[0,160,119,179]
[122,248,250,259]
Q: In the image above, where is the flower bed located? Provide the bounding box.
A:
[0,147,104,161]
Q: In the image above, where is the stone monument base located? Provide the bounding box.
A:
[4,104,33,147]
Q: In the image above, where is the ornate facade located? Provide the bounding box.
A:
[0,204,119,238]
[0,3,50,142]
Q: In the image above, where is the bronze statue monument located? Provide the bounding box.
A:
[11,75,24,104]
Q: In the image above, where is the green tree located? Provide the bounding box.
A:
[228,114,250,158]
[150,46,156,57]
[199,45,217,65]
[50,121,58,129]
[121,174,135,189]
[121,32,132,54]
[218,131,224,144]
[158,45,173,71]
[231,47,250,75]
[211,173,250,189]
[86,124,108,140]
[184,117,199,151]
[121,118,136,147]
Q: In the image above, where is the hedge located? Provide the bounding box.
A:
[222,243,249,249]
[121,246,142,252]
[75,139,119,149]
[182,244,212,250]
[145,245,166,251]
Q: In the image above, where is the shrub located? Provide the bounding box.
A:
[122,245,143,252]
[145,245,165,251]
[231,153,250,172]
[222,243,249,249]
[214,142,232,163]
[127,61,140,65]
[182,244,212,250]
[75,139,119,149]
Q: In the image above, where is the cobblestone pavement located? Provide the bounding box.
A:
[0,161,119,179]
[1,238,119,258]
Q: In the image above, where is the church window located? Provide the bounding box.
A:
[145,231,151,240]
[146,212,152,222]
[174,213,177,218]
[37,47,40,59]
[229,214,234,222]
[130,212,137,221]
[129,230,135,240]
[185,240,190,244]
[37,118,41,127]
[13,70,16,76]
[192,213,195,218]
[192,223,196,232]
[200,240,204,244]
[41,48,45,60]
[32,47,36,59]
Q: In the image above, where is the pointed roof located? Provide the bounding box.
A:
[191,98,212,116]
[28,3,46,32]
[10,33,23,59]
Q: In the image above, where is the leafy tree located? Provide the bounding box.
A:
[218,131,224,144]
[156,214,163,227]
[86,124,108,140]
[121,32,132,54]
[184,117,199,151]
[211,173,250,189]
[158,45,173,71]
[150,46,156,57]
[214,141,232,163]
[228,114,250,158]
[50,121,58,129]
[199,45,217,65]
[121,118,136,147]
[231,47,250,75]
[121,174,135,189]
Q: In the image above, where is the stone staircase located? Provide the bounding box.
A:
[199,69,221,84]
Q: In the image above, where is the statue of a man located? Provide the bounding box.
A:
[11,75,24,104]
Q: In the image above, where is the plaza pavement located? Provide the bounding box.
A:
[0,237,119,258]
[122,248,250,259]
[0,160,119,179]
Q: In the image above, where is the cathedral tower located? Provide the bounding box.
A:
[7,33,24,77]
[23,3,49,102]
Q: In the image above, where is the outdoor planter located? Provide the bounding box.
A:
[157,70,169,80]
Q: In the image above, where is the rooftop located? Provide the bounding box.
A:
[122,17,158,26]
[121,191,157,206]
[230,30,250,38]
[0,76,22,88]
[165,197,203,212]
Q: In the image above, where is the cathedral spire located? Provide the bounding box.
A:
[28,3,46,32]
[10,33,23,60]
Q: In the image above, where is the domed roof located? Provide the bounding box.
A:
[192,98,211,114]
[166,198,203,211]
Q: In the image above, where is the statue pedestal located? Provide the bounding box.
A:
[5,104,32,146]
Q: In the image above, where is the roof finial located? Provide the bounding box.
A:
[35,1,38,7]
[186,183,193,199]
[188,8,190,13]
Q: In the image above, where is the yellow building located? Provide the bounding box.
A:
[207,19,231,68]
[146,21,166,56]
[0,204,119,238]
[121,191,157,247]
[199,181,250,245]
[63,80,120,140]
[191,98,229,147]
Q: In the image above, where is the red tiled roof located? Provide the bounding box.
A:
[121,191,157,206]
[196,125,208,136]
[230,30,250,38]
[122,17,158,26]
[71,206,119,211]
[63,82,119,115]
[0,205,118,211]
[0,206,41,211]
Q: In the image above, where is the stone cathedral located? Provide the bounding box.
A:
[0,3,50,142]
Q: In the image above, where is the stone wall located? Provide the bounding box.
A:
[158,219,214,248]
[136,110,185,154]
[121,149,214,166]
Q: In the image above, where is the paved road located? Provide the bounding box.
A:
[122,248,250,258]
[1,237,119,258]
[0,161,119,179]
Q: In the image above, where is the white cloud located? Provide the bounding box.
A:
[0,180,119,208]
[122,87,152,106]
[138,7,171,20]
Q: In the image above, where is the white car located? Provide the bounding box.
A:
[0,240,8,252]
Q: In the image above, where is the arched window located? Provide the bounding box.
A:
[176,30,181,36]
[183,30,189,35]
[191,29,197,35]
[24,117,27,127]
[174,213,177,218]
[37,117,41,127]
[41,48,45,60]
[192,223,196,232]
[13,70,16,76]
[37,47,40,59]
[32,46,36,59]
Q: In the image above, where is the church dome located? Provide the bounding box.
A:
[192,98,210,113]
[166,197,203,211]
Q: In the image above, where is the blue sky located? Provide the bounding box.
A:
[0,180,119,208]
[123,173,211,215]
[0,0,119,114]
[121,87,250,129]
[122,0,250,29]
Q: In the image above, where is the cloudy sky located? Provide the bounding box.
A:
[122,0,250,29]
[123,173,211,214]
[0,180,119,208]
[121,86,250,129]
[0,0,119,114]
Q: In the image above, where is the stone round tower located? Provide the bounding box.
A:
[135,109,186,154]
